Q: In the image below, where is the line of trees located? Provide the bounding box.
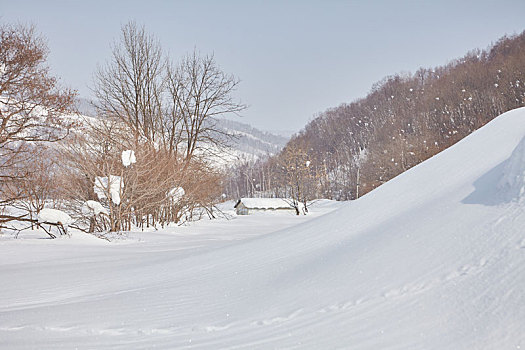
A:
[225,30,525,205]
[0,22,245,236]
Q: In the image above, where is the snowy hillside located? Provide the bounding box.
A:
[205,118,289,167]
[74,99,288,165]
[2,108,525,349]
[217,119,288,158]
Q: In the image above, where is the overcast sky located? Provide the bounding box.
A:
[2,0,525,133]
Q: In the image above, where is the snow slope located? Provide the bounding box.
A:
[2,108,525,349]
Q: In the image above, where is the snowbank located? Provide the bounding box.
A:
[498,135,525,202]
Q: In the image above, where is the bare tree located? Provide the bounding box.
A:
[93,21,165,145]
[0,23,75,229]
[9,146,60,229]
[60,114,226,232]
[166,50,247,165]
[278,142,312,215]
[82,22,245,232]
[59,116,178,232]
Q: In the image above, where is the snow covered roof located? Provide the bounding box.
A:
[235,198,292,209]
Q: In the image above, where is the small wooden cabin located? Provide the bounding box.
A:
[234,198,294,215]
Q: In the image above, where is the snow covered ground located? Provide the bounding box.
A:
[2,108,525,349]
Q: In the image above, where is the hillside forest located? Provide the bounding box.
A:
[225,31,525,213]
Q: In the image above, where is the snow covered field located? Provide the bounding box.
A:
[2,108,525,349]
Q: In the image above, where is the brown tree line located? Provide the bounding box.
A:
[0,22,244,236]
[225,31,525,204]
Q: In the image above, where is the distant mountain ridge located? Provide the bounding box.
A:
[74,98,288,166]
[216,119,288,157]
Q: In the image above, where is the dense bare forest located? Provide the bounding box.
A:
[225,31,525,211]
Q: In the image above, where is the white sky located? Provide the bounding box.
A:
[2,0,524,133]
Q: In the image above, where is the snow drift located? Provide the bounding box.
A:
[498,135,525,202]
[2,108,525,349]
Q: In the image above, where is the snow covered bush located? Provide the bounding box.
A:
[37,208,73,238]
[81,200,109,217]
[121,150,136,167]
[37,208,73,226]
[80,200,110,233]
[59,117,203,232]
[94,175,123,206]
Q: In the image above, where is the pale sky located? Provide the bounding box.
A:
[2,0,524,133]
